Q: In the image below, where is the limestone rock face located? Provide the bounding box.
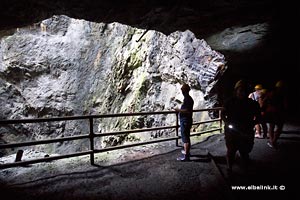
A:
[0,15,226,154]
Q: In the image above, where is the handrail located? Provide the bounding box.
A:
[0,134,90,149]
[0,151,93,169]
[0,107,223,169]
[94,125,177,137]
[0,108,223,125]
[0,110,176,125]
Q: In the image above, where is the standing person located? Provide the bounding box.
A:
[248,84,263,101]
[248,84,267,138]
[175,83,194,161]
[263,80,288,149]
[258,89,268,138]
[222,80,261,172]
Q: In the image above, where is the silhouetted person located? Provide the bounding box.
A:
[258,88,268,138]
[222,80,261,172]
[248,84,268,138]
[263,80,288,149]
[175,83,194,161]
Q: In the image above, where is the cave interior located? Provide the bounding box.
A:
[0,0,299,116]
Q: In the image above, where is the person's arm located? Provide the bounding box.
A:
[221,106,229,125]
[248,92,254,99]
[221,99,229,123]
[175,97,193,113]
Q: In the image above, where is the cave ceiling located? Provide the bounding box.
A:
[1,1,297,67]
[0,0,283,37]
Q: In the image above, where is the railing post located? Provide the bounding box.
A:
[89,117,95,165]
[175,111,179,147]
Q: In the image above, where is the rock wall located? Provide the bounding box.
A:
[0,15,226,154]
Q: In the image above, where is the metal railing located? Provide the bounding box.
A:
[0,107,223,169]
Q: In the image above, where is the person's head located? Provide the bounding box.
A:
[275,80,286,89]
[254,84,263,91]
[260,89,267,97]
[274,80,286,93]
[234,80,248,99]
[181,83,190,95]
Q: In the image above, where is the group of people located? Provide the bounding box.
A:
[248,80,288,146]
[248,84,268,139]
[222,79,288,172]
[175,80,288,173]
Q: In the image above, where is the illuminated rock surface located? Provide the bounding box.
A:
[0,15,225,154]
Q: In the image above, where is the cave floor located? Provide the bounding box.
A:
[1,120,299,200]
